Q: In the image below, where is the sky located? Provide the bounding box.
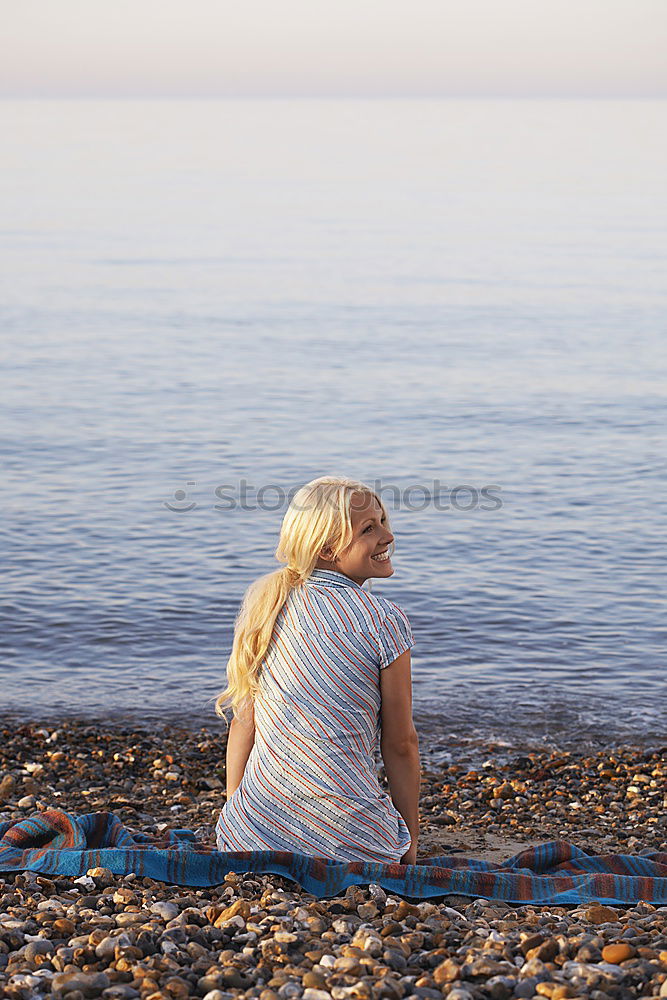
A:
[2,0,667,99]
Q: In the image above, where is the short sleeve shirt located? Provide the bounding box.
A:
[215,568,416,862]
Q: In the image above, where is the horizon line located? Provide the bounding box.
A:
[2,93,666,101]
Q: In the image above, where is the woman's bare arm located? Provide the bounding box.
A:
[379,649,421,858]
[225,710,256,799]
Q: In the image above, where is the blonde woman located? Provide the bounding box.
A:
[214,476,420,864]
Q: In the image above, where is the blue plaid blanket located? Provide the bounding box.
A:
[1,810,666,903]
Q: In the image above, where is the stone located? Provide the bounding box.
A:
[303,972,328,990]
[596,961,627,979]
[492,782,514,799]
[373,978,403,1000]
[465,958,516,978]
[219,967,251,989]
[274,930,299,945]
[601,942,636,963]
[162,976,190,998]
[519,932,545,955]
[23,939,56,960]
[53,918,77,935]
[149,901,179,921]
[86,867,115,887]
[52,970,111,997]
[208,898,251,926]
[334,956,364,975]
[575,944,602,962]
[394,901,421,920]
[535,985,573,999]
[113,887,137,905]
[518,957,550,981]
[0,773,16,801]
[368,884,387,904]
[584,904,619,924]
[432,958,460,984]
[530,938,559,963]
[484,976,516,1000]
[513,977,540,998]
[380,923,404,938]
[73,876,96,890]
[277,984,302,999]
[383,948,407,973]
[351,929,383,956]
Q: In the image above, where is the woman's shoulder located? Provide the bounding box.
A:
[359,589,411,627]
[368,592,415,668]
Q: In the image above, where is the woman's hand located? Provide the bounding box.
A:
[400,841,418,865]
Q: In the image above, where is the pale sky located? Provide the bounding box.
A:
[3,0,666,98]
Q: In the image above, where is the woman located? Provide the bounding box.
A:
[214,475,420,863]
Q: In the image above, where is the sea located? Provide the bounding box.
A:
[2,98,666,763]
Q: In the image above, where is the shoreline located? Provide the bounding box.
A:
[1,720,665,999]
[1,707,663,773]
[1,718,665,860]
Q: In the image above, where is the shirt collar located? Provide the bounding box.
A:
[306,568,364,590]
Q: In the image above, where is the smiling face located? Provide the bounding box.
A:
[315,491,395,586]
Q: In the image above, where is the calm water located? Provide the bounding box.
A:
[2,99,666,759]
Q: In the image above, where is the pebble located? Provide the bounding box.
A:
[150,901,179,921]
[51,970,110,996]
[601,941,636,962]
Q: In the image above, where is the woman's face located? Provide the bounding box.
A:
[316,491,395,585]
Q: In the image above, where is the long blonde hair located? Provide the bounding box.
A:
[214,476,393,727]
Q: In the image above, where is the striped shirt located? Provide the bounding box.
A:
[215,568,416,862]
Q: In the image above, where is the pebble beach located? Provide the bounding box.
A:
[1,720,666,1000]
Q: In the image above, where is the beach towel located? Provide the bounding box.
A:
[1,810,665,904]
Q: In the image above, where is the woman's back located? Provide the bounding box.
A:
[215,568,415,861]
